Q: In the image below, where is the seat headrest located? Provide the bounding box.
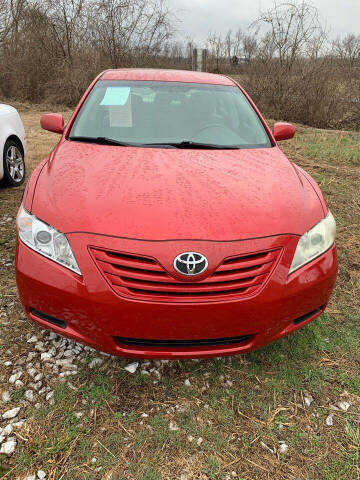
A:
[154,92,172,111]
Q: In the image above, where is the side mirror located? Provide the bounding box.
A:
[273,122,295,142]
[40,113,64,134]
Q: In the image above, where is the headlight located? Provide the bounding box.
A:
[289,211,336,274]
[16,205,81,275]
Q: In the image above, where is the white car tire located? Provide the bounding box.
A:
[1,139,25,187]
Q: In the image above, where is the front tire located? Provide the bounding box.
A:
[1,139,25,187]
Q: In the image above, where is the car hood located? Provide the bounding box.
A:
[31,140,325,241]
[0,104,16,116]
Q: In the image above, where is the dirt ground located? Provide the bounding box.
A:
[0,104,359,480]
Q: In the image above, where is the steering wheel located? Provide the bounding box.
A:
[191,123,232,139]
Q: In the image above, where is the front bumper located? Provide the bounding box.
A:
[15,233,338,359]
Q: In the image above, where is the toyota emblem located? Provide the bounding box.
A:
[173,252,208,276]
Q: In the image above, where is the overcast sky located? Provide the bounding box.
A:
[168,0,360,44]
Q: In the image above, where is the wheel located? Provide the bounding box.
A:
[1,139,25,187]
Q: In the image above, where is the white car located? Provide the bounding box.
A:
[0,104,26,187]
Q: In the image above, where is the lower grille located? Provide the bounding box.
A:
[293,308,322,325]
[114,334,255,348]
[90,247,281,302]
[30,308,67,329]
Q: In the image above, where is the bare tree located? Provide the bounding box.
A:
[242,33,257,62]
[92,0,173,67]
[224,28,244,64]
[233,28,243,58]
[225,29,232,64]
[207,32,224,71]
[249,1,327,118]
[42,0,89,64]
[333,34,360,68]
[0,0,25,46]
[251,1,324,70]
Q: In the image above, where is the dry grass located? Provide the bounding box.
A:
[0,106,359,480]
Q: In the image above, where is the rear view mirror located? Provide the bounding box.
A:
[40,113,64,134]
[273,122,295,142]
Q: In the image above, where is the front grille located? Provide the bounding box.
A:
[90,247,281,302]
[114,334,255,348]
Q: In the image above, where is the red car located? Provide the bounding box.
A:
[15,69,337,359]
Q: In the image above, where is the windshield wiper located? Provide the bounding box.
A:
[68,136,144,147]
[69,137,242,149]
[144,141,241,149]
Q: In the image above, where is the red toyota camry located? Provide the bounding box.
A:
[15,69,337,359]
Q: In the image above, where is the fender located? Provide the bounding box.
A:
[294,164,327,215]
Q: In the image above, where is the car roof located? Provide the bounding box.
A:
[100,68,235,86]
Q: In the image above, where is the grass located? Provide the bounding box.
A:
[296,129,360,166]
[0,107,359,479]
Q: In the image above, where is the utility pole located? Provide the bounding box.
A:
[192,48,208,71]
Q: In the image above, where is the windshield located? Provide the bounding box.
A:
[69,80,272,149]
